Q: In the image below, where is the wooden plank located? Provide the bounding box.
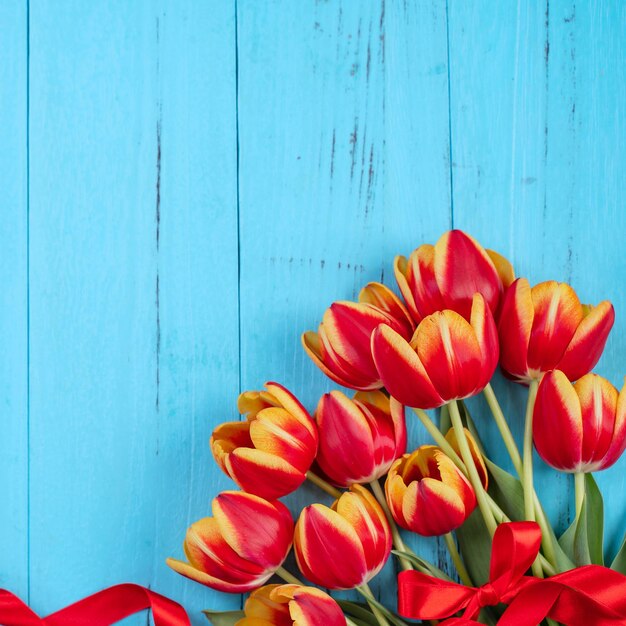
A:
[28,1,238,621]
[149,0,240,618]
[0,0,28,599]
[237,0,451,603]
[448,0,626,552]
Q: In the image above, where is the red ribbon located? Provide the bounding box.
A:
[398,521,626,625]
[0,583,191,626]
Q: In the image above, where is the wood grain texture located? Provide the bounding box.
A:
[1,0,625,619]
[0,0,28,600]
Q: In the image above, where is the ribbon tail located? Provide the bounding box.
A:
[43,584,191,626]
[0,590,44,626]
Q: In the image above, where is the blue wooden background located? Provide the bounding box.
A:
[1,1,625,624]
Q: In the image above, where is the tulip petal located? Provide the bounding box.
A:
[227,448,306,499]
[434,230,501,319]
[295,504,367,589]
[316,391,376,486]
[287,586,346,626]
[405,478,467,536]
[250,408,317,470]
[498,278,534,382]
[211,421,252,472]
[359,282,415,336]
[243,585,292,626]
[405,245,447,319]
[385,469,409,528]
[264,382,316,436]
[527,281,582,374]
[575,374,619,470]
[486,248,515,289]
[214,492,293,567]
[602,381,626,470]
[371,324,443,409]
[469,293,499,392]
[414,310,482,401]
[394,254,421,322]
[533,371,583,471]
[557,301,615,381]
[166,557,272,593]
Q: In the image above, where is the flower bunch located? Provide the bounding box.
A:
[169,230,626,626]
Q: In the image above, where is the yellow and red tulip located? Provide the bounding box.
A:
[315,390,406,487]
[498,278,615,384]
[394,229,514,323]
[371,293,499,409]
[166,491,293,593]
[444,427,489,488]
[294,484,391,589]
[211,382,318,500]
[302,282,415,391]
[236,584,346,626]
[385,446,476,536]
[533,370,626,473]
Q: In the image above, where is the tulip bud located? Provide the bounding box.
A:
[236,584,346,626]
[302,282,414,391]
[294,485,391,589]
[498,278,614,384]
[394,230,514,323]
[385,446,476,536]
[533,370,626,473]
[315,390,406,487]
[211,382,318,500]
[166,491,293,593]
[371,293,499,409]
[444,427,488,488]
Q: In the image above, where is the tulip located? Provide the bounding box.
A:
[211,382,318,499]
[444,427,488,488]
[166,491,293,593]
[385,446,476,536]
[371,293,499,409]
[302,282,414,391]
[315,390,406,487]
[533,370,626,473]
[236,584,346,626]
[394,230,514,323]
[498,278,614,384]
[294,484,391,589]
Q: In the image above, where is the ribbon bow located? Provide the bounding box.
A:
[398,521,540,621]
[0,583,191,626]
[399,521,626,626]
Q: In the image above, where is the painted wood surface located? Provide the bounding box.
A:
[1,1,625,623]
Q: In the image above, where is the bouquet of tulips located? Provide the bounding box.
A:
[167,231,626,626]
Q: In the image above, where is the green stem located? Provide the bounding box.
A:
[522,380,543,578]
[306,470,342,498]
[275,566,305,585]
[483,383,523,475]
[356,584,391,626]
[449,400,497,536]
[574,472,585,522]
[412,407,464,467]
[369,479,412,571]
[484,384,558,571]
[443,533,473,586]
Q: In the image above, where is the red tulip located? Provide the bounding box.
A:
[394,230,514,323]
[315,390,406,487]
[211,382,318,499]
[302,282,414,390]
[385,446,476,536]
[237,584,345,626]
[533,370,626,473]
[371,293,499,409]
[294,485,391,589]
[498,278,614,384]
[166,491,293,593]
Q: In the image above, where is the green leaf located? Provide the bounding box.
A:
[559,473,604,566]
[336,601,378,626]
[611,531,626,573]
[456,508,491,586]
[391,549,453,581]
[202,610,245,626]
[484,458,525,522]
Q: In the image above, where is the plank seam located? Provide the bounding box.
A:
[445,0,454,228]
[26,0,31,605]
